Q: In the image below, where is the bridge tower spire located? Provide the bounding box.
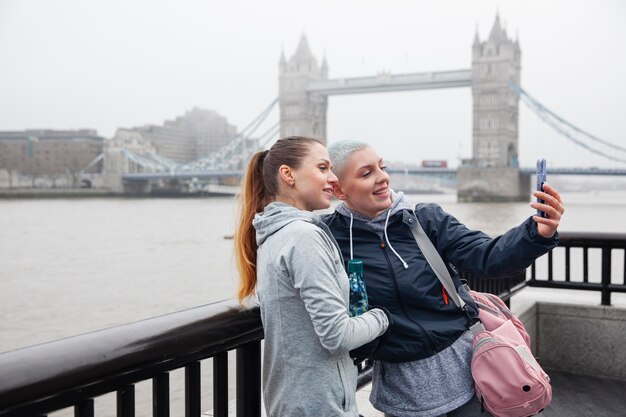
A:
[278,34,328,142]
[471,13,521,167]
[459,14,526,202]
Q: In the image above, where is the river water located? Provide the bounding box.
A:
[1,188,625,416]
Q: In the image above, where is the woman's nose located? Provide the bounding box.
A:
[328,170,339,184]
[378,168,390,182]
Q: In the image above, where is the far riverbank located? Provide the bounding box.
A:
[0,188,237,199]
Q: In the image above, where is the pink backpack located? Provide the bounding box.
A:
[468,290,552,417]
[410,213,552,417]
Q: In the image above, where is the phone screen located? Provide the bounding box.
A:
[536,158,547,217]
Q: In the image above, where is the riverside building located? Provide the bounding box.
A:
[130,108,237,164]
[0,129,104,187]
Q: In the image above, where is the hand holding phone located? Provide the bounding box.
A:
[536,158,547,218]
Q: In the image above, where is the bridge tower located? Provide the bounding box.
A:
[104,129,156,194]
[279,35,328,142]
[458,14,529,202]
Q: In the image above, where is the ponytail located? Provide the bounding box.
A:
[234,137,322,303]
[235,150,268,303]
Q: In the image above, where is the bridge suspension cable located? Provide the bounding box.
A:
[80,153,104,174]
[509,81,626,164]
[177,97,279,171]
[147,152,179,172]
[237,98,279,138]
[120,149,177,172]
[256,121,280,150]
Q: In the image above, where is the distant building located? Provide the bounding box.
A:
[0,129,104,179]
[179,107,238,159]
[133,124,188,163]
[131,108,237,163]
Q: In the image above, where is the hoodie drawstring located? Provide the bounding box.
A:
[346,208,409,269]
[349,213,354,260]
[384,210,409,269]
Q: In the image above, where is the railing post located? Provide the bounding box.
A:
[548,251,554,281]
[236,341,261,417]
[153,373,170,417]
[583,247,589,283]
[117,385,135,417]
[213,352,229,417]
[565,246,571,282]
[75,400,94,417]
[185,362,201,417]
[601,247,611,306]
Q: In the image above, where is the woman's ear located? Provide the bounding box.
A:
[332,183,347,200]
[278,164,295,187]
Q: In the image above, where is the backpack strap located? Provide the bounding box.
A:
[410,209,465,309]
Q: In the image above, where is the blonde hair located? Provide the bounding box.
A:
[327,140,369,179]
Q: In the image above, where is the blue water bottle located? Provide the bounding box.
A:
[348,259,368,316]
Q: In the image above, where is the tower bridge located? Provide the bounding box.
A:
[278,14,522,201]
[105,14,625,199]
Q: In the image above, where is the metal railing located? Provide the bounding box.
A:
[528,231,626,305]
[461,271,527,306]
[1,232,624,417]
[0,300,263,417]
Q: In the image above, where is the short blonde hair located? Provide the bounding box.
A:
[327,140,369,179]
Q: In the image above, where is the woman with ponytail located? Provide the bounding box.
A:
[234,136,390,417]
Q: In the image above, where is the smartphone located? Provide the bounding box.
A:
[536,158,547,217]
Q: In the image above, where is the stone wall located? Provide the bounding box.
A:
[535,302,626,381]
[518,301,626,381]
[517,302,538,354]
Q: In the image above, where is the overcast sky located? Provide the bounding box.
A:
[1,0,624,168]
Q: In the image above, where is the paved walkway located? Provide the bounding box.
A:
[356,370,626,417]
[356,382,383,417]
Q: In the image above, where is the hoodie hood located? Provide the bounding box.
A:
[335,189,413,231]
[253,201,323,246]
[335,189,414,269]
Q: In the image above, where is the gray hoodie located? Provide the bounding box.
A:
[253,202,389,417]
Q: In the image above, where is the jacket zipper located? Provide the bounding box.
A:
[348,223,438,353]
[379,239,437,354]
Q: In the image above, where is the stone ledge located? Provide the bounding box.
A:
[536,301,626,381]
[538,302,626,321]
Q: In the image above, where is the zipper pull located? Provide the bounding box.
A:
[441,286,449,305]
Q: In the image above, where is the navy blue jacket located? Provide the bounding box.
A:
[323,203,558,363]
